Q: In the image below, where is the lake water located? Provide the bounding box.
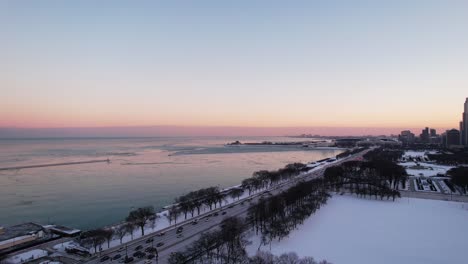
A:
[0,137,342,230]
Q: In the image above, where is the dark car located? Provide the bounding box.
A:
[113,254,122,260]
[145,247,155,253]
[213,212,219,216]
[135,245,143,251]
[145,238,153,243]
[137,252,146,259]
[133,251,142,257]
[222,211,227,215]
[156,242,164,247]
[176,227,183,233]
[191,220,198,225]
[147,254,155,259]
[123,257,134,263]
[100,256,110,262]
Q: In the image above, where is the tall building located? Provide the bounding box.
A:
[399,130,415,144]
[446,129,460,148]
[462,98,468,146]
[420,127,429,143]
[460,121,464,145]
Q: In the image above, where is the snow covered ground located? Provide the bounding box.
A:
[247,195,468,264]
[401,150,438,161]
[5,249,48,264]
[399,161,453,177]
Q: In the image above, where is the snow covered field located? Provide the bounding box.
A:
[247,195,468,264]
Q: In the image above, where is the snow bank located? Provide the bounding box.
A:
[6,249,48,264]
[247,195,468,264]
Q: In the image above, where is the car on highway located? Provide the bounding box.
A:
[113,254,122,260]
[145,247,156,253]
[213,212,219,216]
[156,232,165,236]
[117,247,124,252]
[135,245,143,251]
[176,226,183,233]
[191,220,198,225]
[147,254,156,260]
[133,251,146,259]
[144,260,152,264]
[145,238,154,243]
[123,257,134,263]
[156,242,164,247]
[222,211,227,215]
[100,256,110,262]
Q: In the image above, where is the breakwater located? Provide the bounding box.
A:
[0,159,110,171]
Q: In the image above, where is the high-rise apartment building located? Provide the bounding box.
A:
[461,98,468,146]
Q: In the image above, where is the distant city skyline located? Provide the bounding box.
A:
[2,1,468,135]
[0,125,453,138]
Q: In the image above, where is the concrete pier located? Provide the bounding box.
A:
[0,159,110,171]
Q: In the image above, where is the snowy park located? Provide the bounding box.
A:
[247,195,468,264]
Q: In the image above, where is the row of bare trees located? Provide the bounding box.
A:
[168,163,307,226]
[324,160,406,201]
[248,178,330,249]
[80,206,157,253]
[242,163,307,195]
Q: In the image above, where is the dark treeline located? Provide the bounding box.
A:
[248,179,330,249]
[428,150,468,165]
[171,162,308,223]
[174,186,225,220]
[363,148,403,162]
[447,166,468,194]
[241,163,307,195]
[249,251,332,264]
[80,206,157,252]
[324,151,407,201]
[336,147,367,159]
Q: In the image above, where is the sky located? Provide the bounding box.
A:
[1,0,468,136]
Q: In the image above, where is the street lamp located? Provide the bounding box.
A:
[155,247,159,264]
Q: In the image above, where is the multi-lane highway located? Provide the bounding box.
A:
[87,149,370,264]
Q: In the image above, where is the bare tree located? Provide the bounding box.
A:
[102,228,114,249]
[126,206,156,236]
[115,225,128,244]
[123,222,135,240]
